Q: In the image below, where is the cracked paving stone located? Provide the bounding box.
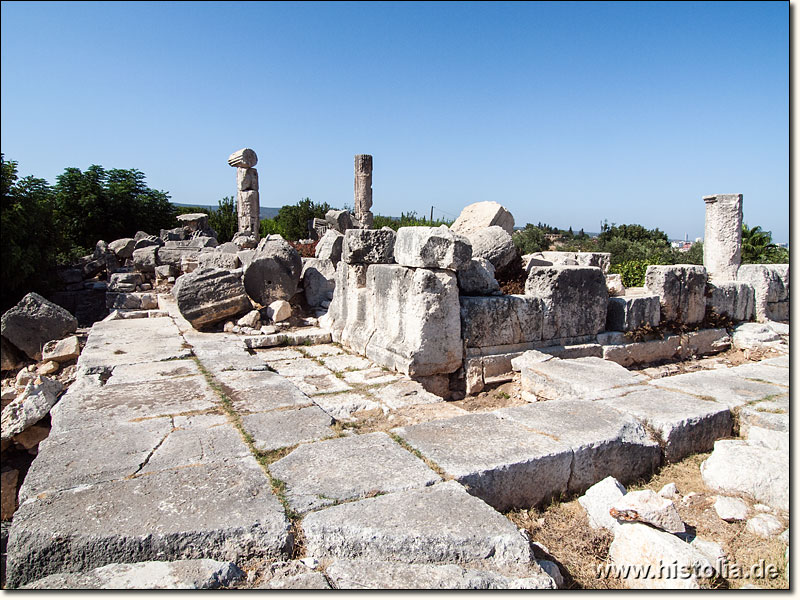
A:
[213,369,312,413]
[648,369,784,408]
[105,359,201,386]
[240,406,335,452]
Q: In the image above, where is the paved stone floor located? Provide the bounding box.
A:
[4,296,789,588]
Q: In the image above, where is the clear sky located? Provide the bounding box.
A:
[1,1,789,242]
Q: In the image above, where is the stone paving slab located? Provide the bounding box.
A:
[648,369,785,408]
[600,388,732,462]
[21,559,245,590]
[737,392,789,436]
[18,418,173,503]
[287,373,353,396]
[49,375,220,433]
[214,369,312,413]
[105,359,201,385]
[518,356,648,401]
[724,362,790,387]
[342,368,401,386]
[302,481,533,567]
[6,456,291,588]
[319,353,373,372]
[311,392,382,421]
[495,400,661,493]
[240,406,335,452]
[186,335,269,372]
[297,344,344,358]
[254,347,306,362]
[393,413,572,510]
[270,358,331,378]
[761,355,789,368]
[269,432,441,513]
[373,379,442,409]
[325,559,555,589]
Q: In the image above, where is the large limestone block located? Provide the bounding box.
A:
[608,522,715,589]
[648,368,783,409]
[342,229,396,264]
[108,271,144,293]
[496,400,660,493]
[237,167,258,191]
[701,439,788,513]
[393,413,573,510]
[227,148,258,168]
[736,264,789,322]
[366,265,463,376]
[21,559,245,590]
[326,559,555,589]
[1,377,63,441]
[197,251,241,271]
[644,265,707,324]
[606,294,661,332]
[301,258,336,308]
[600,334,681,368]
[269,432,440,514]
[157,246,200,271]
[525,266,608,340]
[578,476,627,531]
[450,201,515,236]
[394,226,472,271]
[315,229,344,264]
[325,209,354,234]
[327,263,373,352]
[460,295,543,349]
[132,246,158,273]
[605,388,732,462]
[173,268,252,330]
[243,235,303,305]
[108,237,136,260]
[526,251,612,274]
[707,281,755,322]
[302,481,533,567]
[518,356,646,402]
[1,293,78,360]
[457,258,500,295]
[463,226,516,270]
[703,193,742,281]
[5,457,290,589]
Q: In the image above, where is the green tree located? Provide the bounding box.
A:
[373,211,451,231]
[682,241,704,265]
[741,223,788,264]
[513,223,549,254]
[270,198,332,241]
[54,165,175,250]
[1,155,60,309]
[207,196,237,243]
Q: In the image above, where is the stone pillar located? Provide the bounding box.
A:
[228,148,260,240]
[703,194,742,281]
[354,154,373,229]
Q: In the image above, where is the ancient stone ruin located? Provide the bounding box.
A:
[0,157,789,590]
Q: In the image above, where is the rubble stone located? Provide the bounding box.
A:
[1,293,78,360]
[108,238,136,259]
[325,209,354,233]
[450,201,515,236]
[173,268,252,330]
[713,496,748,522]
[457,258,500,295]
[1,377,63,441]
[578,476,627,531]
[463,226,516,270]
[315,230,344,264]
[41,335,80,363]
[301,258,336,308]
[609,489,685,534]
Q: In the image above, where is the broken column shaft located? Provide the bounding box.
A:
[703,193,742,281]
[354,154,373,229]
[228,148,260,240]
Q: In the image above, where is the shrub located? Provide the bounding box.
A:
[610,259,651,288]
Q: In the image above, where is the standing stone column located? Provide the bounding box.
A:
[228,148,260,241]
[703,193,742,281]
[354,154,373,229]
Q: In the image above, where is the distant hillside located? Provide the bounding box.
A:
[172,202,280,220]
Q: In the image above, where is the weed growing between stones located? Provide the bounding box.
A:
[389,433,449,480]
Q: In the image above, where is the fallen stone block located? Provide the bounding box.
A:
[108,237,136,260]
[1,377,63,441]
[21,559,245,590]
[243,236,303,305]
[394,226,472,271]
[606,273,625,296]
[342,229,396,264]
[5,457,291,588]
[608,522,715,589]
[645,265,707,324]
[269,432,440,514]
[325,209,354,233]
[606,295,660,332]
[713,496,749,522]
[197,251,241,271]
[106,292,158,311]
[602,387,732,462]
[301,258,336,308]
[526,266,608,340]
[517,356,646,402]
[578,476,627,531]
[239,405,334,452]
[1,293,78,360]
[462,226,516,270]
[267,299,291,322]
[700,439,788,513]
[496,400,660,493]
[460,295,543,349]
[325,559,555,589]
[393,413,573,510]
[132,246,159,273]
[731,322,783,351]
[450,201,515,236]
[457,258,500,295]
[609,490,685,534]
[302,480,533,566]
[173,268,252,330]
[315,229,344,264]
[41,335,80,363]
[108,271,144,292]
[706,281,755,322]
[736,264,789,322]
[526,251,611,274]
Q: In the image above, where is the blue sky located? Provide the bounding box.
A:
[1,1,789,241]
